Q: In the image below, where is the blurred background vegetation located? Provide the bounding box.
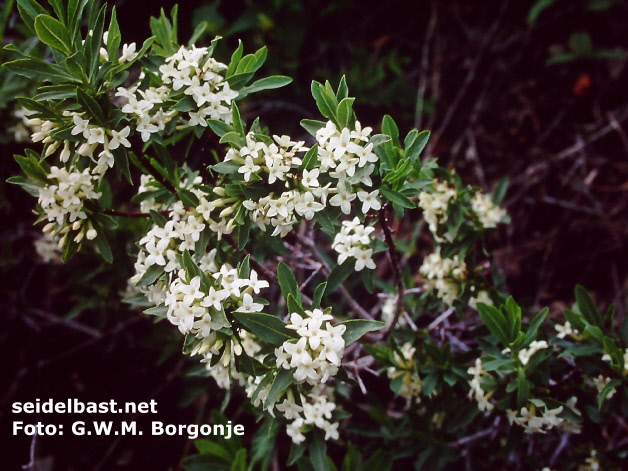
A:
[1,0,627,469]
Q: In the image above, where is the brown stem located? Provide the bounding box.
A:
[378,205,405,338]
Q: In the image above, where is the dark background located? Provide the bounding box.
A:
[2,0,628,469]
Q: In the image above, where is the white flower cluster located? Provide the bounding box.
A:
[471,192,507,229]
[27,111,131,177]
[419,248,467,306]
[332,217,376,271]
[387,343,422,402]
[316,121,380,215]
[116,84,176,142]
[131,178,254,305]
[467,358,494,412]
[136,174,172,213]
[34,234,63,264]
[503,340,549,366]
[160,45,238,126]
[506,404,566,434]
[230,133,327,237]
[579,451,601,471]
[468,289,493,310]
[418,180,457,240]
[70,114,132,174]
[229,133,306,184]
[11,106,36,142]
[592,375,616,400]
[164,264,268,337]
[38,166,101,247]
[98,31,138,64]
[519,340,549,365]
[554,321,579,339]
[418,180,507,239]
[117,44,237,141]
[206,330,264,389]
[275,309,346,385]
[283,390,340,444]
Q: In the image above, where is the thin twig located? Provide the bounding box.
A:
[294,233,372,318]
[28,307,102,338]
[378,206,405,338]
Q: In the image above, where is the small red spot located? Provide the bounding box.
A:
[573,74,591,97]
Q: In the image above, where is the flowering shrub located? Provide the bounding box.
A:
[6,1,627,469]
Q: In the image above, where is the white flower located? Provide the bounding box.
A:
[302,169,320,188]
[276,399,303,420]
[238,156,261,182]
[71,114,91,139]
[108,127,131,150]
[119,43,138,63]
[234,293,264,313]
[329,184,356,214]
[357,189,381,213]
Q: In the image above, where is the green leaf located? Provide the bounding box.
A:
[583,324,604,344]
[106,7,122,58]
[516,369,530,408]
[237,75,292,99]
[171,95,197,112]
[287,293,305,316]
[136,264,164,287]
[17,0,47,35]
[311,81,337,123]
[336,75,349,101]
[188,21,208,47]
[86,4,106,78]
[477,303,511,346]
[33,84,79,101]
[404,130,430,163]
[149,210,167,227]
[379,185,415,208]
[264,368,294,408]
[368,133,391,150]
[144,305,167,318]
[288,442,307,466]
[325,261,354,293]
[77,88,106,124]
[598,378,621,409]
[277,262,301,307]
[250,417,279,470]
[338,319,384,346]
[233,312,296,346]
[211,161,241,174]
[5,58,82,83]
[524,307,548,346]
[195,439,232,461]
[35,14,73,54]
[563,309,587,333]
[602,336,625,373]
[575,285,603,329]
[207,119,232,138]
[491,177,509,205]
[309,432,328,471]
[527,0,557,25]
[300,145,319,170]
[336,97,355,129]
[177,188,200,207]
[95,233,113,263]
[301,119,326,137]
[312,282,326,310]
